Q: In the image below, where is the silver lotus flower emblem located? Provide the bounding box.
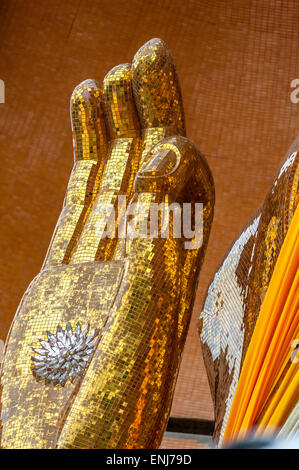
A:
[32,322,99,386]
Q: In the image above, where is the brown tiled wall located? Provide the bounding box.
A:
[160,437,209,449]
[1,0,299,430]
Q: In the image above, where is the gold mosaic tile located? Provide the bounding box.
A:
[0,39,214,449]
[199,144,299,446]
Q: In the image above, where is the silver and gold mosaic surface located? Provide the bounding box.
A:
[0,39,215,448]
[199,140,299,446]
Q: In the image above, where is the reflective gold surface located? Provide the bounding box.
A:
[0,39,214,448]
[199,141,299,446]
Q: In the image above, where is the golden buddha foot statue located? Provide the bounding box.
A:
[199,137,299,446]
[0,38,215,448]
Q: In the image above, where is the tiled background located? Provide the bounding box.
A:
[1,0,299,448]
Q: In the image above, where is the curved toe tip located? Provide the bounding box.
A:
[103,63,131,86]
[71,79,101,105]
[132,38,173,72]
